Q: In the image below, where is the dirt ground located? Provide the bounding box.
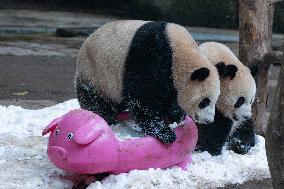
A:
[0,55,76,103]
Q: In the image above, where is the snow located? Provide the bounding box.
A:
[111,120,184,140]
[111,121,143,140]
[0,99,270,189]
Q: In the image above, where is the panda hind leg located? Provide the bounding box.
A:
[128,100,176,144]
[75,79,118,125]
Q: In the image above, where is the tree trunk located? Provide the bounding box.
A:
[239,0,282,136]
[239,0,270,64]
[266,56,284,189]
[239,1,284,188]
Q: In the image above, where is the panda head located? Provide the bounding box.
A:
[199,42,257,124]
[175,56,221,124]
[219,66,256,124]
[167,24,221,124]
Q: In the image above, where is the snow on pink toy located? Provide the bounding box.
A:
[42,109,198,174]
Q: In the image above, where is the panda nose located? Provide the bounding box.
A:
[243,115,250,120]
[233,115,239,121]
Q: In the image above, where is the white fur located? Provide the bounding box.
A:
[199,42,256,124]
[195,103,216,124]
[76,20,148,103]
[167,25,220,124]
[77,21,221,124]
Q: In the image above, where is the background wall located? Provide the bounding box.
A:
[1,0,283,33]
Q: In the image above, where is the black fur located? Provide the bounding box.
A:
[195,108,233,156]
[76,21,186,143]
[199,98,211,109]
[75,78,118,125]
[228,118,255,154]
[225,64,238,79]
[234,96,245,108]
[121,21,185,143]
[163,103,186,124]
[215,62,227,78]
[249,64,258,77]
[196,108,256,155]
[191,67,210,81]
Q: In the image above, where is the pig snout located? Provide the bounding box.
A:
[48,146,68,160]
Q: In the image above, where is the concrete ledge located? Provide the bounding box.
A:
[0,99,58,109]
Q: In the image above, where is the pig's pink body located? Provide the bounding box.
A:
[43,109,197,174]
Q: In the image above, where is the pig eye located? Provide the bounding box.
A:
[67,132,74,140]
[55,128,59,136]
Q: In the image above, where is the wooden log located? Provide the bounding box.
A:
[239,0,283,135]
[239,0,284,187]
[266,53,284,189]
[239,0,270,64]
[269,0,283,5]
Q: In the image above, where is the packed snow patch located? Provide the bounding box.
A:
[88,137,269,189]
[0,99,78,138]
[0,99,270,189]
[111,120,184,140]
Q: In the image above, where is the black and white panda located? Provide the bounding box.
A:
[197,42,257,155]
[75,20,221,144]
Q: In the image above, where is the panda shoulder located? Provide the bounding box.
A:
[166,23,197,49]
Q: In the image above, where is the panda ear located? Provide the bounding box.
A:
[191,67,210,81]
[225,64,238,80]
[249,64,258,77]
[215,62,227,78]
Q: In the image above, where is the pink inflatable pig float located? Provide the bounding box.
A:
[42,109,197,174]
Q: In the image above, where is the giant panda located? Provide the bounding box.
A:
[75,20,221,144]
[197,42,257,155]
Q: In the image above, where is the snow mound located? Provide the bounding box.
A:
[0,99,79,138]
[88,136,269,189]
[0,99,270,189]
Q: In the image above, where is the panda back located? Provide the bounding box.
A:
[76,20,148,103]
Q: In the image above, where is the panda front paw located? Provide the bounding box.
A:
[194,144,222,156]
[142,122,176,144]
[158,127,176,144]
[229,119,255,154]
[166,106,186,124]
[229,138,253,154]
[207,147,223,156]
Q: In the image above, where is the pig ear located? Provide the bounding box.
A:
[42,116,62,136]
[74,121,104,145]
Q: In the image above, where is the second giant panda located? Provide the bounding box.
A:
[75,21,221,144]
[197,42,257,155]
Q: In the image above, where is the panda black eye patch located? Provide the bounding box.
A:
[191,67,210,81]
[225,64,238,79]
[199,98,211,109]
[215,62,227,78]
[234,97,245,108]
